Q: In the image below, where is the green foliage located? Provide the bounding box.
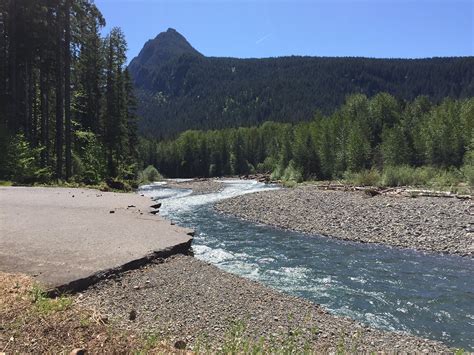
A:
[256,156,277,174]
[281,160,304,183]
[217,319,314,354]
[271,161,303,184]
[293,123,320,179]
[346,124,371,172]
[346,169,382,187]
[462,137,474,187]
[429,169,463,190]
[0,3,138,185]
[140,332,161,352]
[129,29,474,138]
[462,164,474,188]
[381,165,466,190]
[381,126,410,166]
[144,93,473,190]
[5,134,51,183]
[0,124,9,178]
[382,165,419,186]
[420,99,465,167]
[138,165,163,184]
[31,285,72,315]
[74,131,106,184]
[222,319,249,354]
[270,165,284,181]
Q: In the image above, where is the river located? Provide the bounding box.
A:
[139,179,474,350]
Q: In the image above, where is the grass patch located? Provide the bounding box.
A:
[381,165,470,193]
[461,164,474,188]
[0,272,181,353]
[138,331,162,353]
[342,166,472,193]
[212,318,318,354]
[344,169,382,187]
[30,285,73,315]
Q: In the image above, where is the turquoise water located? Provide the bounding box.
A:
[140,180,474,350]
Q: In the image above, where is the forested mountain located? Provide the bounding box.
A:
[0,0,138,184]
[128,28,202,91]
[129,29,474,139]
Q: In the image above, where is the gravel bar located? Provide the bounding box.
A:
[165,179,224,195]
[79,255,451,353]
[215,185,473,257]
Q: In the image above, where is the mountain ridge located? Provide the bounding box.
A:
[129,29,474,139]
[128,28,202,90]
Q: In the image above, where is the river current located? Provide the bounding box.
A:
[139,179,474,350]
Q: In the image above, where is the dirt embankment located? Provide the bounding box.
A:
[0,272,185,353]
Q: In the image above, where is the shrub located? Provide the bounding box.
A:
[270,165,284,181]
[344,169,381,186]
[462,164,474,188]
[462,138,474,187]
[429,168,463,189]
[411,166,437,186]
[138,165,163,184]
[382,165,416,186]
[5,133,50,183]
[352,169,382,186]
[381,165,466,189]
[282,160,303,183]
[256,156,277,174]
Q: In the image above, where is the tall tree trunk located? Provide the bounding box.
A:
[64,0,72,180]
[0,10,7,120]
[40,67,49,166]
[106,36,115,177]
[55,3,64,179]
[7,0,17,133]
[32,70,38,146]
[25,59,32,139]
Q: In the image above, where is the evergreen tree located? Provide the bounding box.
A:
[0,1,138,185]
[381,125,410,166]
[141,93,473,183]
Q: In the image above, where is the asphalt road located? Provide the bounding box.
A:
[0,186,193,291]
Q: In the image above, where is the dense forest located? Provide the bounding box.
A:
[0,0,138,185]
[130,29,474,139]
[2,11,473,188]
[140,93,474,188]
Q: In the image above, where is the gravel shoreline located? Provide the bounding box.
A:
[79,255,451,353]
[215,185,473,257]
[165,179,224,195]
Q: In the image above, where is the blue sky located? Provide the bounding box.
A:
[95,0,473,62]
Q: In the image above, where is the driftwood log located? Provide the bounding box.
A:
[312,182,472,200]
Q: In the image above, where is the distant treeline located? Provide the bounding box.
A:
[0,1,138,185]
[133,52,474,138]
[140,93,474,184]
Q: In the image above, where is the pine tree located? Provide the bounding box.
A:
[55,0,64,179]
[64,0,72,180]
[0,1,138,184]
